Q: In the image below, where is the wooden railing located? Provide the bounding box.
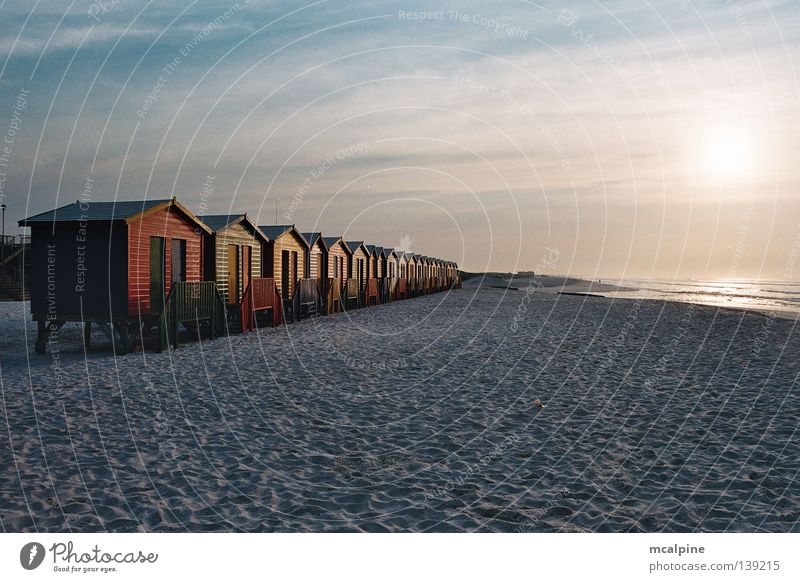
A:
[241,277,282,333]
[378,278,389,303]
[344,279,361,310]
[294,278,322,320]
[0,234,30,246]
[396,277,407,300]
[325,277,343,314]
[365,278,379,306]
[165,281,226,349]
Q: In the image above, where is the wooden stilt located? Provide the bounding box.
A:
[98,322,114,343]
[35,320,47,354]
[83,320,92,348]
[118,321,131,355]
[128,320,142,352]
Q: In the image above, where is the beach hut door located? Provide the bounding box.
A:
[149,236,166,313]
[281,249,290,298]
[242,245,251,298]
[316,253,324,280]
[264,242,274,277]
[171,239,186,285]
[227,244,239,303]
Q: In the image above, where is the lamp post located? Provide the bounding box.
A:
[0,203,5,259]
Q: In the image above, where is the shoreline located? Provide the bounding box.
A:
[461,275,800,322]
[556,289,800,322]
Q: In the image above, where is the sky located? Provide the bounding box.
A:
[0,0,798,279]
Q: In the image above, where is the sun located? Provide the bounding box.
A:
[707,137,749,176]
[695,128,759,183]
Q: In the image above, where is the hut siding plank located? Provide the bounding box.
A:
[268,231,307,297]
[327,241,349,284]
[210,222,262,303]
[351,247,369,291]
[27,222,128,319]
[127,206,203,317]
[308,240,325,280]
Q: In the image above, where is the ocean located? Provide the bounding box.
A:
[603,278,800,318]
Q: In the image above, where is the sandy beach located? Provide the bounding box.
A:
[0,288,798,532]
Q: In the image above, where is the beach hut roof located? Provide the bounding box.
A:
[302,232,327,250]
[375,246,384,257]
[384,247,397,258]
[365,244,376,255]
[200,214,269,242]
[20,199,167,224]
[19,197,212,233]
[323,236,351,254]
[259,224,309,246]
[346,240,366,254]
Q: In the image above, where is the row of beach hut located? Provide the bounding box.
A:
[20,198,460,353]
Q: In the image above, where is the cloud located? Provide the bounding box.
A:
[2,0,798,276]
